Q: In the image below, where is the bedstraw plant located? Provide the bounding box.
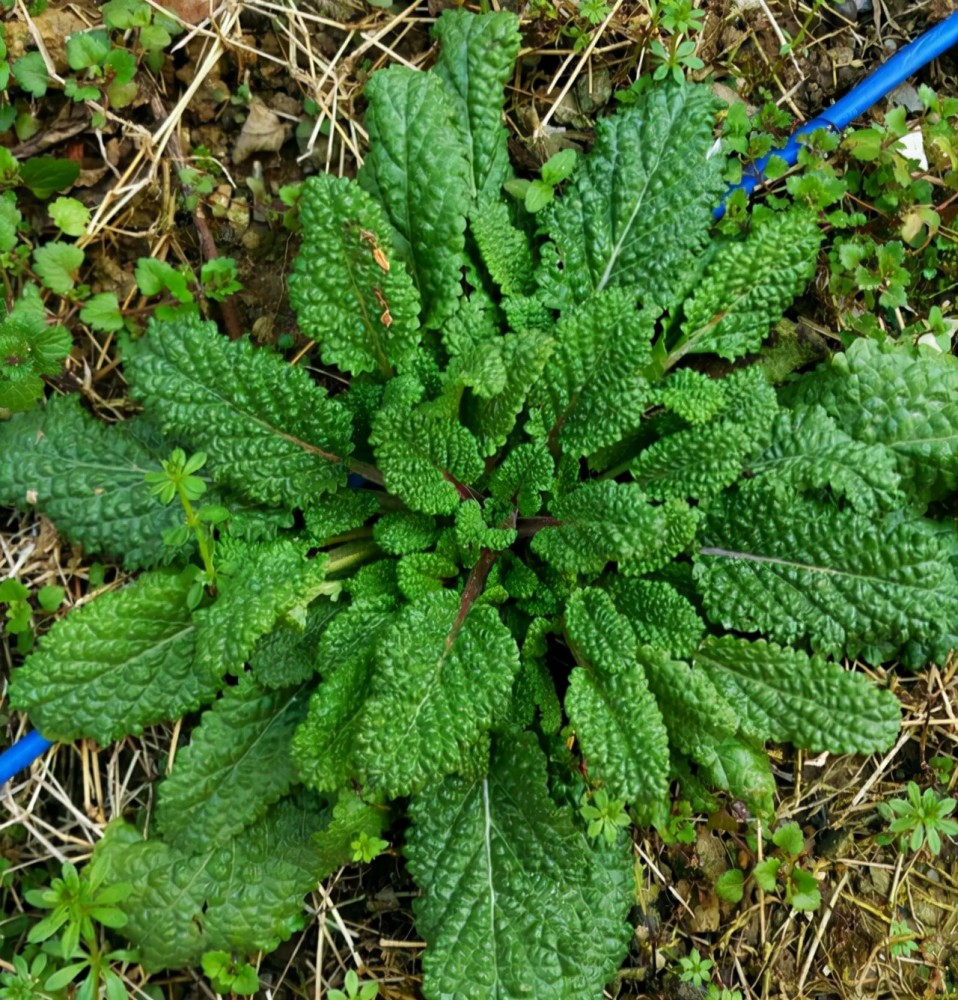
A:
[2,10,957,997]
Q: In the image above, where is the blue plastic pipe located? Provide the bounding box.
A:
[715,8,958,217]
[3,11,958,789]
[0,729,54,785]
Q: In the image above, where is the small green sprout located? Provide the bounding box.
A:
[877,781,958,855]
[351,831,390,863]
[579,788,631,845]
[888,917,921,958]
[329,969,379,1000]
[504,148,577,214]
[201,951,259,995]
[678,947,713,988]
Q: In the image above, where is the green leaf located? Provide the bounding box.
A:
[540,85,723,307]
[19,157,80,199]
[783,338,958,507]
[772,821,804,858]
[692,636,900,754]
[289,174,421,376]
[10,570,213,744]
[359,67,470,328]
[128,316,353,506]
[66,29,111,70]
[406,730,632,1000]
[604,577,704,659]
[93,792,329,970]
[541,148,577,186]
[32,242,84,294]
[79,292,124,332]
[534,288,654,456]
[0,396,184,567]
[249,598,340,689]
[432,8,522,203]
[356,590,520,796]
[531,480,676,576]
[679,208,822,361]
[192,539,332,678]
[370,403,484,515]
[715,869,744,902]
[469,200,535,297]
[749,405,903,513]
[135,258,192,303]
[155,676,308,852]
[752,858,780,892]
[695,483,958,662]
[12,51,49,98]
[631,366,778,501]
[48,196,90,237]
[465,329,553,456]
[563,590,669,805]
[312,788,390,873]
[0,191,22,253]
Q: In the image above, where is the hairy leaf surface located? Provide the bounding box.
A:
[749,405,903,513]
[680,208,822,361]
[357,590,520,796]
[695,484,958,661]
[541,86,723,306]
[693,636,900,753]
[0,396,181,569]
[359,68,470,328]
[290,174,421,376]
[783,338,958,506]
[10,571,209,744]
[406,730,632,1000]
[564,590,669,804]
[371,404,484,514]
[94,793,329,970]
[433,8,522,203]
[128,316,352,506]
[156,677,308,853]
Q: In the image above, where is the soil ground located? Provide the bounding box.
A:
[2,0,958,996]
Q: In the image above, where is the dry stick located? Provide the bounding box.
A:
[148,90,245,340]
[796,869,850,992]
[82,3,243,247]
[538,0,626,133]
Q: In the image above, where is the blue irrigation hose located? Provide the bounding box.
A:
[0,729,54,785]
[715,8,958,217]
[3,12,958,789]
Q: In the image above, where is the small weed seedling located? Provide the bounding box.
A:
[877,781,958,856]
[678,947,713,988]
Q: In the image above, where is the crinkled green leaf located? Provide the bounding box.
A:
[695,483,958,662]
[93,792,329,970]
[679,208,822,361]
[356,590,520,796]
[406,729,632,1000]
[470,201,535,296]
[697,735,776,819]
[604,577,704,658]
[373,511,441,555]
[432,8,521,204]
[397,551,459,600]
[128,316,352,506]
[783,338,958,506]
[359,68,469,328]
[292,653,373,792]
[370,403,484,515]
[249,599,341,689]
[193,540,331,679]
[0,396,185,568]
[749,405,903,513]
[638,646,739,769]
[534,288,654,456]
[693,635,900,753]
[465,329,553,456]
[564,590,669,805]
[10,571,211,744]
[540,86,723,307]
[531,480,674,576]
[312,788,390,873]
[631,366,778,501]
[488,440,554,516]
[156,676,309,853]
[289,174,421,376]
